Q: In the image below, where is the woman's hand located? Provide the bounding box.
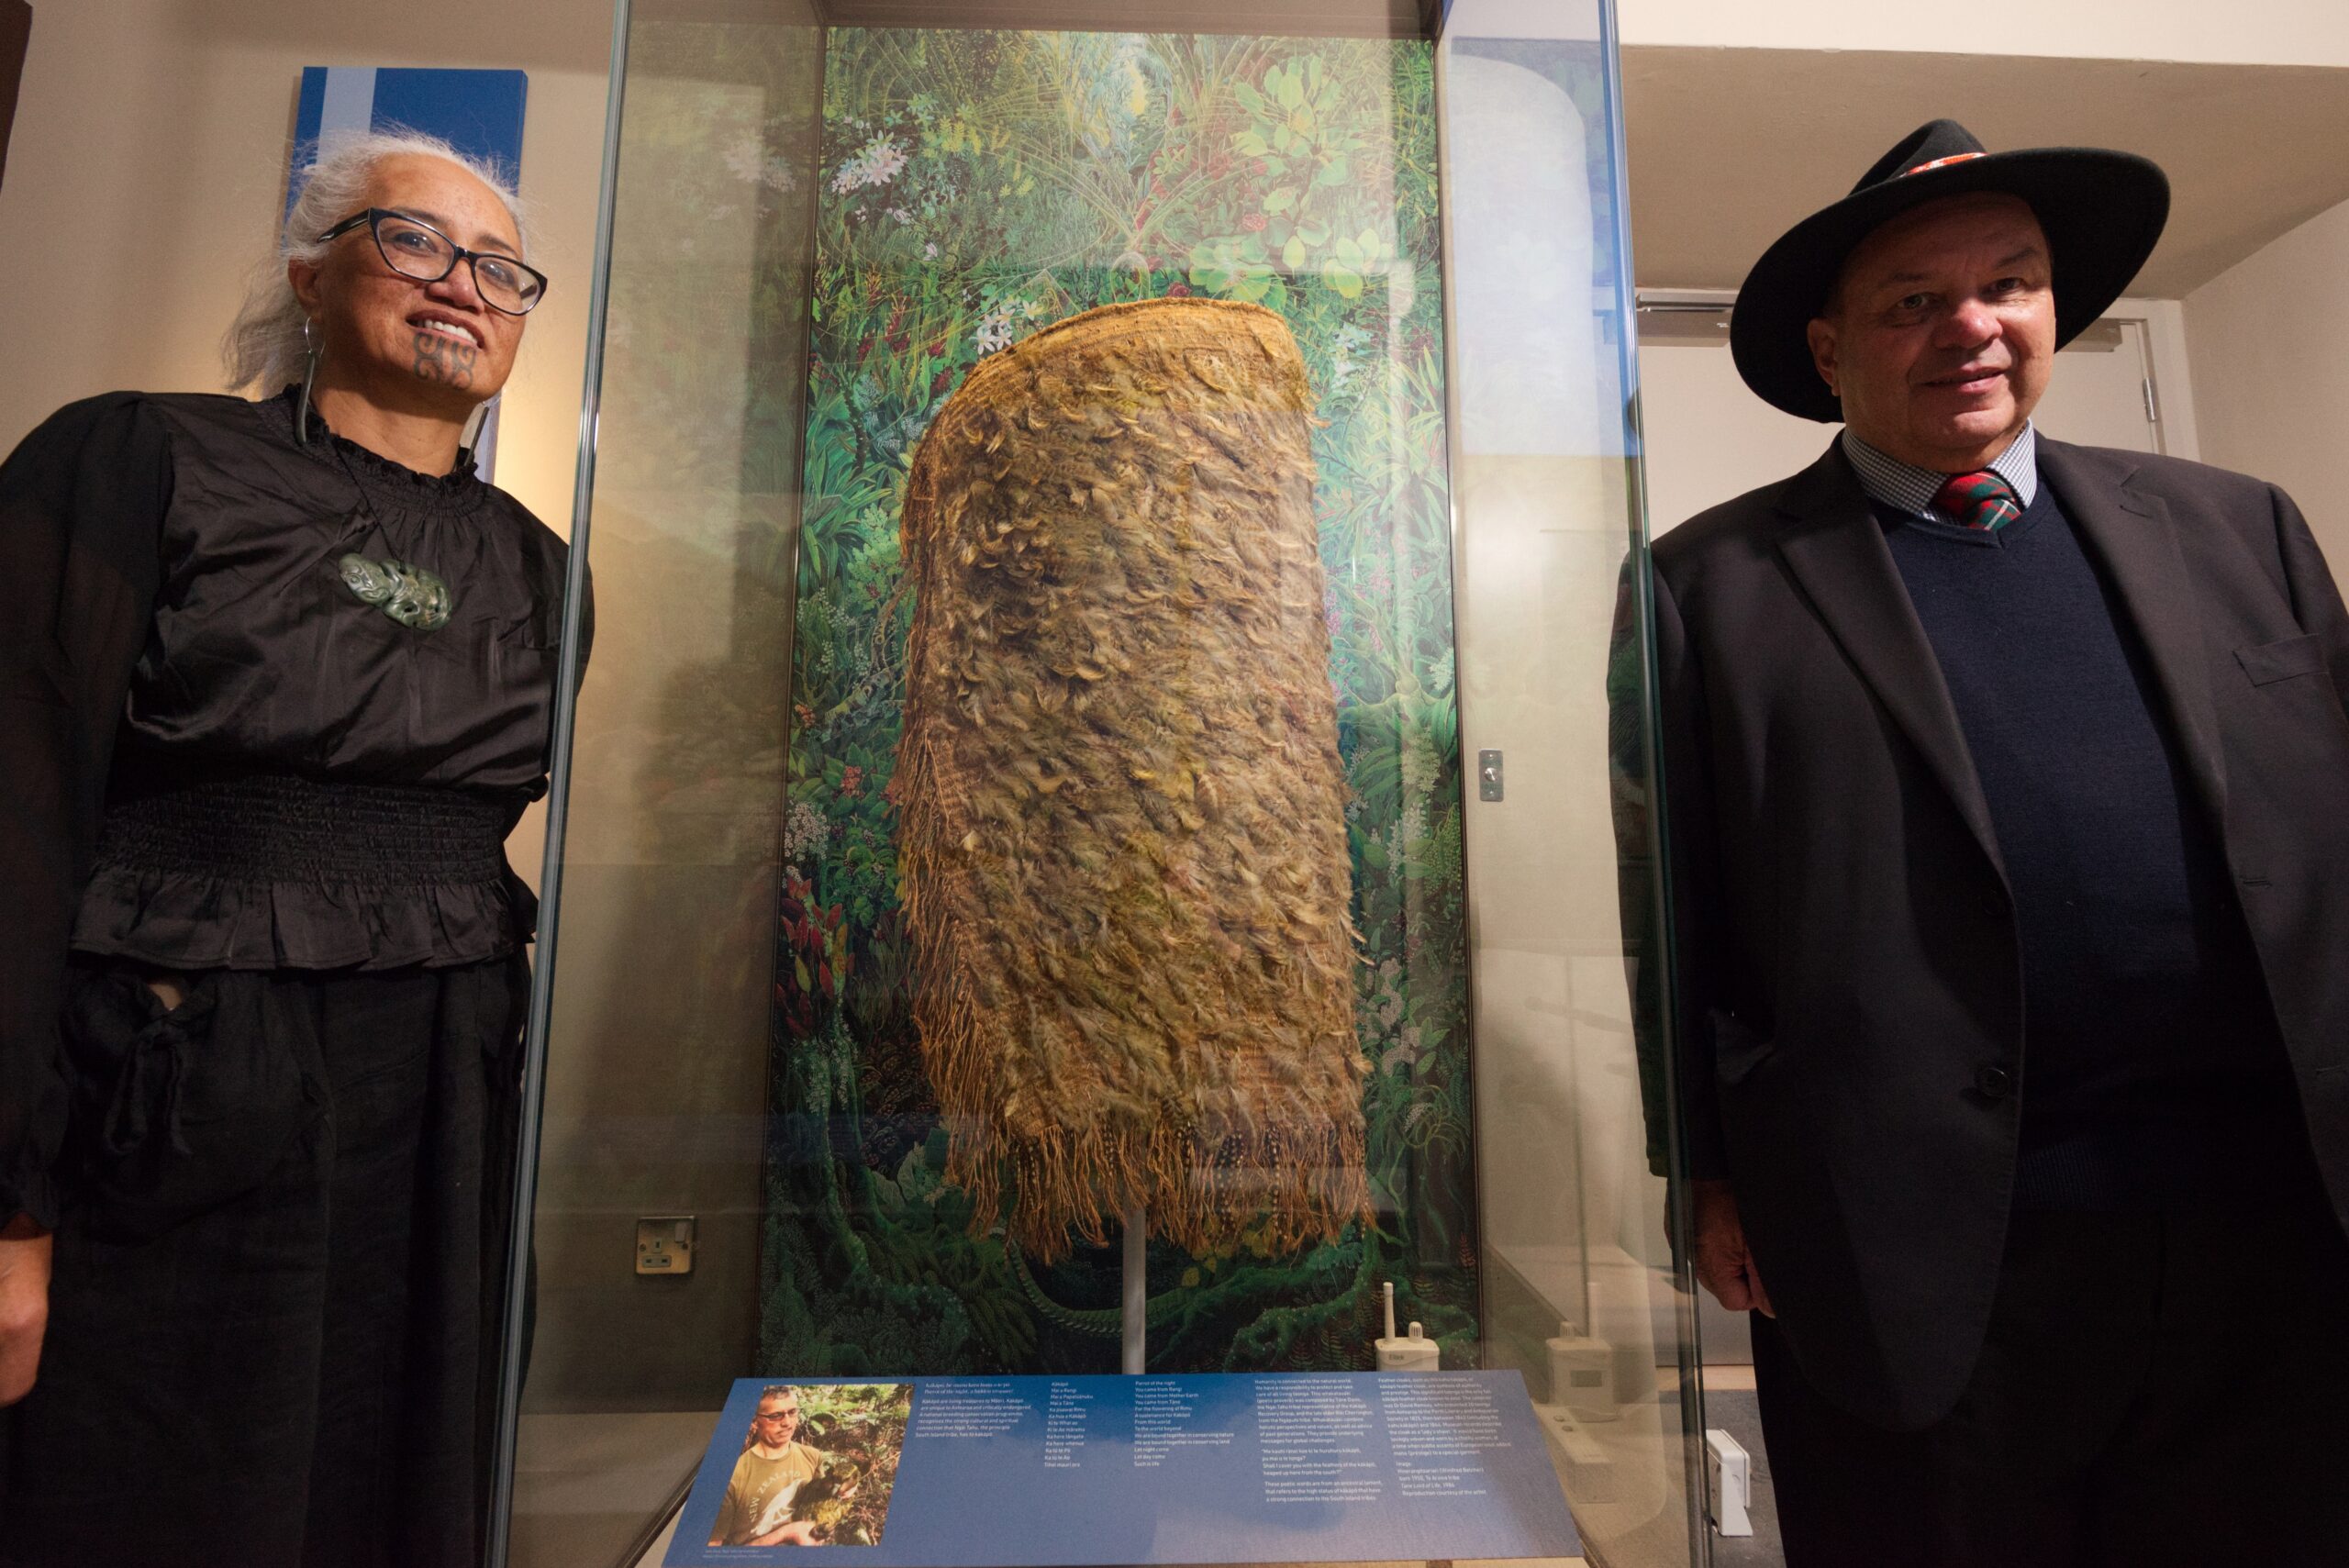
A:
[0,1213,53,1405]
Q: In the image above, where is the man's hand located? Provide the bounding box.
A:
[1690,1179,1774,1318]
[749,1520,821,1547]
[0,1213,53,1405]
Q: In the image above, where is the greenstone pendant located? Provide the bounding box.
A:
[339,553,453,630]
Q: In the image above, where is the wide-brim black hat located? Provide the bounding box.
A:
[1730,119,2170,422]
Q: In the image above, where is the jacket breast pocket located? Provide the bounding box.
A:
[1709,1008,1779,1088]
[2235,633,2325,687]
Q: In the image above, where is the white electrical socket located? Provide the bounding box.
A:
[636,1215,696,1276]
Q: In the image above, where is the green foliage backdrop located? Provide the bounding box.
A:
[763,27,1475,1377]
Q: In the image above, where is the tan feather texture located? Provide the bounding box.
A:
[896,297,1369,1262]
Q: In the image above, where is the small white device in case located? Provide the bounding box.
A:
[1373,1281,1442,1371]
[1546,1320,1619,1421]
[1705,1427,1753,1537]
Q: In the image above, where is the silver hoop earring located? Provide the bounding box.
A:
[461,394,495,453]
[295,318,321,447]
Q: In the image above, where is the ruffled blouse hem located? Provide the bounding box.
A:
[70,867,532,973]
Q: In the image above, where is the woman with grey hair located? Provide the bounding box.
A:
[0,130,578,1567]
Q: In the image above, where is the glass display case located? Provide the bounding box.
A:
[497,2,1704,1564]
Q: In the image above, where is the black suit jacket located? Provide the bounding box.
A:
[1650,435,2349,1429]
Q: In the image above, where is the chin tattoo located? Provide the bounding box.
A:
[412,329,479,390]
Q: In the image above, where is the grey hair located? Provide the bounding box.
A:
[221,129,533,394]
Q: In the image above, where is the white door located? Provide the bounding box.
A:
[2033,319,2163,453]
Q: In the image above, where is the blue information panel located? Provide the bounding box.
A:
[668,1372,1581,1566]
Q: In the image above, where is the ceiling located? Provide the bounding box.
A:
[1622,47,2349,297]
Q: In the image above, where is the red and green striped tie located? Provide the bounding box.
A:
[1932,469,2022,530]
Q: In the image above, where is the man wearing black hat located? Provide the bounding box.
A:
[1649,120,2349,1563]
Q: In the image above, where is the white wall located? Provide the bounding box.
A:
[2184,195,2349,580]
[1619,0,2349,67]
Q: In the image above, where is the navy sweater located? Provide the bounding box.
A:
[1879,484,2295,1207]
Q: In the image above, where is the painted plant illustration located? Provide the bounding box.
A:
[763,27,1475,1377]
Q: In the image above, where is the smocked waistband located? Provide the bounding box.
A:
[92,773,508,887]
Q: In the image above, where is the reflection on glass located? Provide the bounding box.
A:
[772,23,1473,1379]
[509,5,1699,1567]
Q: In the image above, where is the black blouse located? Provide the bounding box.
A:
[0,387,580,1228]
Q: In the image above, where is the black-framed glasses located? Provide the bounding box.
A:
[320,207,549,316]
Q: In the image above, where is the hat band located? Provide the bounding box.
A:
[1904,151,1987,176]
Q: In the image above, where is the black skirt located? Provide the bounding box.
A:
[1,953,529,1568]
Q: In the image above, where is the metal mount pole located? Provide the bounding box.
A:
[1121,1202,1147,1374]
